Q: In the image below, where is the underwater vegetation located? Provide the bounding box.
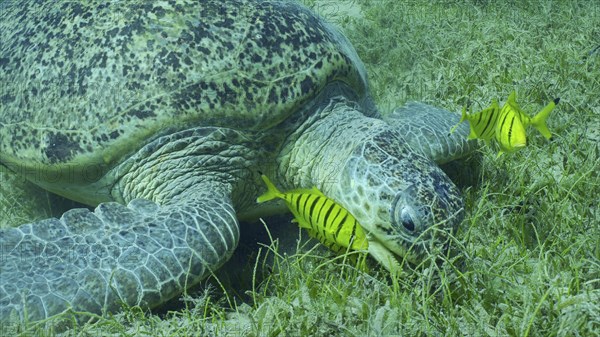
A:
[1,0,598,336]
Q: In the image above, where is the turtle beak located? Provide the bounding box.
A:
[365,222,453,275]
[366,232,430,275]
[367,238,402,274]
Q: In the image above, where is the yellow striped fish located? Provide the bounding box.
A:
[451,99,501,142]
[256,175,368,253]
[451,91,559,156]
[495,91,558,155]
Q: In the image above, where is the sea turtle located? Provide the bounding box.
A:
[0,0,476,325]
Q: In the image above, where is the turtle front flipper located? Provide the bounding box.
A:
[383,102,479,164]
[0,190,239,326]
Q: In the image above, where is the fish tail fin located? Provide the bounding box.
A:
[257,175,283,203]
[449,106,468,135]
[531,97,559,139]
[467,127,478,140]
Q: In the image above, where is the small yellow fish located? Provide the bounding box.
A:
[451,99,501,142]
[256,175,368,253]
[451,91,559,156]
[495,91,558,155]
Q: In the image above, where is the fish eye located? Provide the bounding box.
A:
[401,208,415,231]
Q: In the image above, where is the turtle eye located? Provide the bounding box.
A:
[400,208,415,231]
[391,190,420,233]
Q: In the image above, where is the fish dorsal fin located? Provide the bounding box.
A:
[507,91,517,105]
[310,186,325,196]
[506,91,524,113]
[287,186,325,197]
[506,91,534,124]
[490,99,500,110]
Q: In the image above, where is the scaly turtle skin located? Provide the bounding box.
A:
[0,0,476,325]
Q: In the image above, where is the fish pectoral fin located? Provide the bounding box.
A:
[350,236,369,251]
[327,242,346,254]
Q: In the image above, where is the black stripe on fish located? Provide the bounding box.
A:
[499,107,511,141]
[350,219,357,242]
[308,195,319,224]
[335,212,348,240]
[314,196,327,224]
[294,193,302,214]
[328,205,342,240]
[313,196,329,238]
[476,109,483,124]
[480,108,497,137]
[507,114,515,148]
[321,199,334,228]
[301,194,311,221]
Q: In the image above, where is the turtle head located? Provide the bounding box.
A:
[282,101,465,272]
[335,128,464,271]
